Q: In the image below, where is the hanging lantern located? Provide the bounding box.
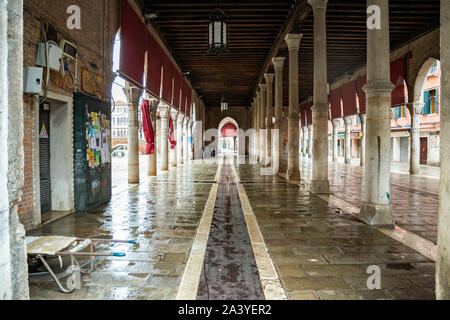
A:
[208,8,228,56]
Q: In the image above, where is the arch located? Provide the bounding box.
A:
[218,117,240,155]
[413,57,439,104]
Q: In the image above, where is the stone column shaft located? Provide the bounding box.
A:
[332,119,339,162]
[160,106,169,171]
[344,116,352,164]
[177,115,185,165]
[183,117,189,163]
[124,86,142,183]
[360,0,395,226]
[285,33,302,180]
[273,57,286,172]
[437,0,450,299]
[309,0,330,194]
[265,74,275,166]
[407,102,424,175]
[360,114,366,167]
[259,84,267,165]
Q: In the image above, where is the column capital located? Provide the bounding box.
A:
[308,0,328,11]
[159,105,169,118]
[407,102,425,115]
[284,33,302,51]
[259,83,268,92]
[264,73,275,85]
[123,85,142,105]
[272,56,285,71]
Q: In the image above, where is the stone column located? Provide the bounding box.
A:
[183,117,189,163]
[407,102,424,175]
[360,0,395,226]
[308,125,313,159]
[0,0,12,299]
[256,92,261,162]
[265,74,275,167]
[332,119,339,162]
[344,116,352,164]
[259,84,267,165]
[438,0,450,299]
[159,105,169,171]
[189,120,194,161]
[169,108,179,168]
[177,115,184,165]
[123,85,142,183]
[285,33,302,181]
[272,57,285,173]
[308,0,330,193]
[148,99,159,176]
[360,113,366,167]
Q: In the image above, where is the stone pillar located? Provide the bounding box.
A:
[273,58,285,173]
[189,120,194,161]
[169,108,179,168]
[285,33,302,181]
[160,105,169,171]
[123,85,142,183]
[332,119,339,162]
[359,0,395,226]
[256,92,261,162]
[438,0,450,299]
[407,102,424,175]
[259,84,267,165]
[177,115,184,165]
[308,125,313,159]
[183,117,189,163]
[265,73,275,167]
[360,113,366,167]
[148,99,159,176]
[0,0,12,299]
[309,0,330,194]
[344,116,352,164]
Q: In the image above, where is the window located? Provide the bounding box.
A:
[423,89,439,115]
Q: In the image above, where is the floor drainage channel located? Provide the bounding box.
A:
[196,164,265,300]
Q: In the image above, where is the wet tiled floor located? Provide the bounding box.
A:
[28,156,437,300]
[236,163,435,300]
[297,157,439,243]
[29,159,218,300]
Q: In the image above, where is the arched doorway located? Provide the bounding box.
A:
[218,117,239,155]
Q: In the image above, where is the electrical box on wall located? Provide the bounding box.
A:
[36,42,63,71]
[23,67,43,94]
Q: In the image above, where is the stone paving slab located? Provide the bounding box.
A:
[28,160,218,300]
[237,163,436,300]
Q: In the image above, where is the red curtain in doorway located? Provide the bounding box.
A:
[169,116,176,150]
[141,100,155,154]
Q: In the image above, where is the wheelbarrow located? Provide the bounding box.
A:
[26,236,136,293]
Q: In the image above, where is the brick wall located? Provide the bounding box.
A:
[20,0,126,229]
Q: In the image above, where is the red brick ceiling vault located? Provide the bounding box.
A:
[135,0,440,108]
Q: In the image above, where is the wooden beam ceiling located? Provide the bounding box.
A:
[139,0,440,108]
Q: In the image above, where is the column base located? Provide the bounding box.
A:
[287,169,300,181]
[359,203,395,226]
[310,180,330,194]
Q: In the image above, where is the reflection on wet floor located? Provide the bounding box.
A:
[29,160,218,300]
[237,163,436,300]
[296,157,439,244]
[28,156,436,300]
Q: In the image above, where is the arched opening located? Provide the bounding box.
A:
[218,117,239,155]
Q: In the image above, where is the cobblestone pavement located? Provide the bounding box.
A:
[29,159,218,300]
[297,157,440,244]
[236,163,436,300]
